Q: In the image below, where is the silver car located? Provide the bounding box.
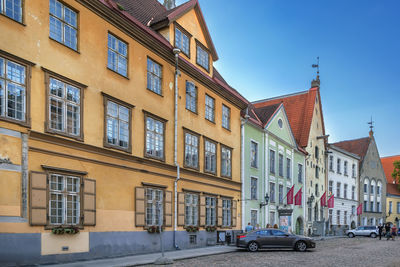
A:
[346,226,378,238]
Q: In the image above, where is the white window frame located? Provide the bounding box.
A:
[204,139,216,174]
[1,0,22,23]
[222,198,232,227]
[250,177,258,200]
[49,0,78,50]
[185,193,198,226]
[105,100,130,149]
[145,115,164,160]
[184,132,199,169]
[146,188,163,226]
[250,140,258,168]
[221,146,232,178]
[204,94,215,122]
[147,57,162,95]
[222,104,230,130]
[185,81,197,113]
[205,196,216,226]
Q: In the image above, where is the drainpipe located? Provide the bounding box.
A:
[173,48,181,250]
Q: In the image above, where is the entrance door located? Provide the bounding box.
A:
[295,217,304,235]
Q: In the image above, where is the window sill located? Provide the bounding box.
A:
[205,118,215,124]
[222,126,231,132]
[49,37,80,54]
[45,224,83,230]
[220,174,232,179]
[185,108,198,115]
[146,88,163,97]
[0,13,26,26]
[0,116,30,128]
[107,67,129,80]
[104,142,132,154]
[45,128,83,142]
[144,154,165,163]
[204,169,217,176]
[183,164,200,172]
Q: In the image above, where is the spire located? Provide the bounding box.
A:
[163,0,176,10]
[311,57,320,88]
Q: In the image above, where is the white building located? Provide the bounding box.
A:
[327,144,360,230]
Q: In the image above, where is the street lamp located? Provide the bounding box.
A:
[154,202,172,265]
[307,193,315,205]
[260,193,270,208]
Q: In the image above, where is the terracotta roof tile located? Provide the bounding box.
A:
[253,103,281,127]
[332,137,370,161]
[113,0,166,25]
[387,183,400,196]
[381,155,400,184]
[251,88,322,148]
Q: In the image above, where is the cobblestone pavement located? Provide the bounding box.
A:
[144,237,400,267]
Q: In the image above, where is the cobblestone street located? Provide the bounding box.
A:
[145,237,400,267]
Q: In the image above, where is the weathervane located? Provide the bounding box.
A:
[311,57,320,88]
[312,56,320,76]
[367,116,374,131]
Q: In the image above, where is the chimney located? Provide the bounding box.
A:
[163,0,176,10]
[369,129,374,138]
[311,75,320,88]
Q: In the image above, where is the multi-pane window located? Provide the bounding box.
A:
[315,165,319,178]
[49,0,78,50]
[49,174,80,225]
[337,158,341,173]
[222,199,231,227]
[344,184,348,199]
[205,196,216,226]
[145,115,164,160]
[205,95,215,122]
[315,146,319,159]
[389,201,393,213]
[221,146,232,177]
[175,26,189,56]
[328,180,333,195]
[185,81,197,113]
[364,182,368,193]
[364,200,368,212]
[278,154,283,176]
[329,155,334,171]
[196,44,209,71]
[269,150,275,174]
[351,205,355,215]
[377,202,381,212]
[106,100,130,149]
[352,164,356,178]
[1,0,22,22]
[204,140,216,174]
[286,158,291,179]
[397,202,400,214]
[336,182,341,198]
[250,177,257,200]
[344,161,348,176]
[328,209,333,225]
[279,184,283,204]
[146,188,163,226]
[185,193,198,226]
[370,184,374,194]
[352,186,355,200]
[107,33,128,77]
[250,141,258,168]
[377,184,381,195]
[251,210,257,228]
[0,56,26,121]
[184,132,199,169]
[269,182,275,203]
[222,104,230,130]
[315,184,319,197]
[344,211,347,225]
[336,210,340,225]
[298,163,303,183]
[48,77,81,136]
[370,201,374,212]
[147,58,162,94]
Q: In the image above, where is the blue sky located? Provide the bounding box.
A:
[173,0,399,157]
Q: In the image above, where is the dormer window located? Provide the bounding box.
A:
[196,41,209,72]
[174,23,190,57]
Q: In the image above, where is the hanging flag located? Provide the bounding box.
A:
[294,187,302,206]
[287,185,294,205]
[357,203,363,215]
[327,195,334,208]
[320,192,326,207]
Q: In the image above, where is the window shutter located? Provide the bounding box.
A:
[178,192,185,226]
[135,187,145,227]
[217,198,223,227]
[232,200,237,227]
[164,191,172,227]
[200,195,206,226]
[29,171,47,226]
[83,178,96,226]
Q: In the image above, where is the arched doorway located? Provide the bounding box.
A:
[295,217,304,235]
[351,221,356,229]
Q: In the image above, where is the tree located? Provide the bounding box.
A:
[392,160,400,190]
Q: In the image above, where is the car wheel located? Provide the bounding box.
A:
[247,241,259,252]
[295,241,307,252]
[370,233,377,238]
[348,233,355,238]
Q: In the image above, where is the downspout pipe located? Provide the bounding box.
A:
[173,48,181,250]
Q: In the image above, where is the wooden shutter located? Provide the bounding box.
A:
[217,198,223,227]
[200,195,206,226]
[135,187,145,227]
[83,178,96,226]
[178,192,185,226]
[29,171,47,226]
[164,191,172,227]
[232,200,237,227]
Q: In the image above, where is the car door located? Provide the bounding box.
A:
[271,230,296,248]
[355,227,364,236]
[255,230,274,248]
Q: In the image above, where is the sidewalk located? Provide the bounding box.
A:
[41,245,238,267]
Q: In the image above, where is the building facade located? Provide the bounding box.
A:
[333,132,387,227]
[0,0,247,265]
[381,155,400,228]
[327,144,360,234]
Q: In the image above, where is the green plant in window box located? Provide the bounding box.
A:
[186,226,199,232]
[205,225,217,232]
[147,225,164,233]
[51,226,80,235]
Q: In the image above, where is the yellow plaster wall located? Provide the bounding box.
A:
[41,232,89,255]
[0,133,22,164]
[386,195,400,224]
[0,171,21,217]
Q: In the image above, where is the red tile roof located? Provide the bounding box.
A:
[253,103,281,128]
[113,0,166,25]
[381,155,400,184]
[251,87,323,148]
[332,137,370,161]
[387,183,400,196]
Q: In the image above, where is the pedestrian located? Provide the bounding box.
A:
[255,224,260,230]
[245,222,253,232]
[273,224,278,229]
[266,223,271,228]
[378,224,383,240]
[391,225,397,241]
[385,223,391,240]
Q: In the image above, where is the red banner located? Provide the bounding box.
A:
[327,195,334,208]
[294,187,302,206]
[320,192,326,207]
[357,203,363,215]
[287,185,294,205]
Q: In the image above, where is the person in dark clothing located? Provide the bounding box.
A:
[385,223,392,240]
[378,224,384,240]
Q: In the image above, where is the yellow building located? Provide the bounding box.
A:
[382,155,400,228]
[0,0,247,264]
